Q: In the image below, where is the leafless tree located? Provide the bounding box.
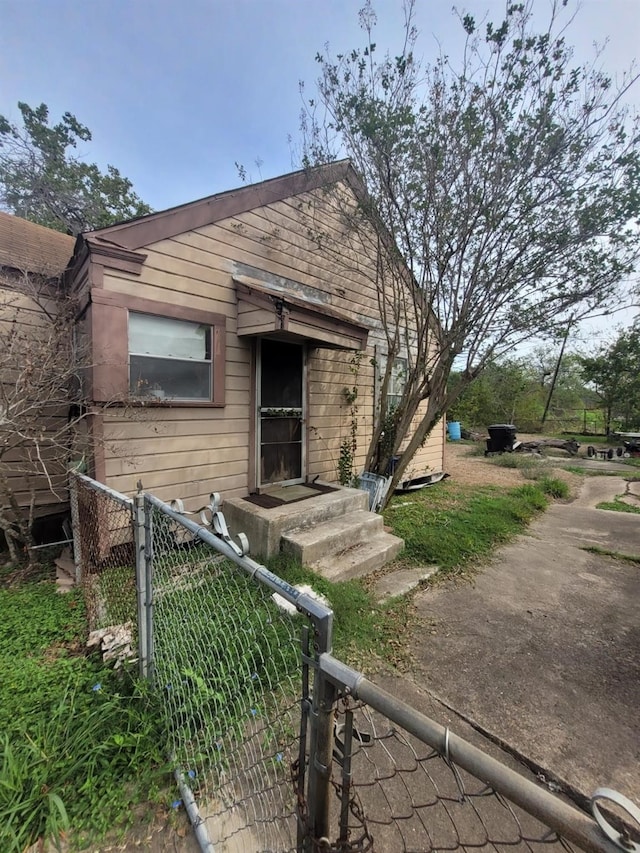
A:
[0,269,86,565]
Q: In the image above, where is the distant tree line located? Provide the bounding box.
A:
[448,327,640,435]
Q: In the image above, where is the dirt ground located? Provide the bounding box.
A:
[444,437,584,492]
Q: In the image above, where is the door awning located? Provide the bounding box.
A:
[234,276,369,351]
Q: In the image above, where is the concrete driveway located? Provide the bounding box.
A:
[411,475,640,804]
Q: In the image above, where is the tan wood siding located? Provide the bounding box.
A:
[92,179,444,505]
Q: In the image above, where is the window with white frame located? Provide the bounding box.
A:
[128,312,212,401]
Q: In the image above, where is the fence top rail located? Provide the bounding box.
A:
[319,653,630,853]
[69,471,134,507]
[143,491,333,650]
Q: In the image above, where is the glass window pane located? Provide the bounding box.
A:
[261,417,302,444]
[260,340,302,408]
[130,355,211,400]
[129,313,210,360]
[389,357,407,398]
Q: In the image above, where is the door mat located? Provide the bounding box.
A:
[243,481,338,509]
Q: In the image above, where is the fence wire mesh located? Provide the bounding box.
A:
[326,696,580,853]
[146,497,308,852]
[70,473,137,635]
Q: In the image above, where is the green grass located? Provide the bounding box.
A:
[596,498,640,514]
[0,579,166,852]
[267,554,412,667]
[561,465,624,477]
[581,545,640,565]
[384,480,548,573]
[562,433,610,444]
[486,453,554,478]
[536,476,570,499]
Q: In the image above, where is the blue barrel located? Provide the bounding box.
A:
[448,421,461,441]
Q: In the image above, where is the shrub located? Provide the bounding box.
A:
[537,476,570,499]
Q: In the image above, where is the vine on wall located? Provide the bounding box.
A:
[337,352,362,485]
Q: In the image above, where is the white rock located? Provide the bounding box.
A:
[272,583,330,616]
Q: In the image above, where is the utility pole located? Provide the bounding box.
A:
[541,317,574,429]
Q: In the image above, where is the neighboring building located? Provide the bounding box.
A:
[67,161,445,511]
[0,213,75,538]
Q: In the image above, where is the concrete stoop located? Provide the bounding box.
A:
[223,483,404,581]
[309,530,404,582]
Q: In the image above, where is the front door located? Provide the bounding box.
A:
[257,339,305,488]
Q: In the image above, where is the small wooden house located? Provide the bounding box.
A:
[67,161,445,518]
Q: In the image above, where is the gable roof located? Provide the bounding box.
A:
[83,160,358,250]
[0,211,75,277]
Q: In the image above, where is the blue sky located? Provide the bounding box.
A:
[1,0,638,341]
[2,0,638,211]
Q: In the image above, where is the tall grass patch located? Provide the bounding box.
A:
[0,581,165,852]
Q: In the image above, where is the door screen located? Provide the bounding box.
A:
[259,340,304,485]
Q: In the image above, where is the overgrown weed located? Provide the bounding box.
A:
[0,581,166,852]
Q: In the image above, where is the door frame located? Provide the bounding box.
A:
[255,338,307,491]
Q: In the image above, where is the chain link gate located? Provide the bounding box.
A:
[141,492,334,851]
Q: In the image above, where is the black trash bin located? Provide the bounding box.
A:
[485,424,518,455]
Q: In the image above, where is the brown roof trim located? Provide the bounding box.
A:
[84,161,356,250]
[84,235,147,275]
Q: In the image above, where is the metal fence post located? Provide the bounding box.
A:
[305,609,335,850]
[68,472,83,584]
[133,491,148,679]
[143,494,155,683]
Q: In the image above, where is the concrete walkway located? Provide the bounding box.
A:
[411,476,640,804]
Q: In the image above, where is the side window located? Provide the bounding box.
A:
[128,312,212,401]
[387,357,407,409]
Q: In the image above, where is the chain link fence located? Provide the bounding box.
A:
[69,472,137,636]
[144,494,309,851]
[69,472,636,853]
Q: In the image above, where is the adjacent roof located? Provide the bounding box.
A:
[0,211,75,277]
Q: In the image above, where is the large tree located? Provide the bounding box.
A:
[0,102,151,235]
[301,0,640,502]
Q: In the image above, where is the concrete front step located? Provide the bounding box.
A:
[311,532,404,582]
[281,510,384,566]
[373,566,438,602]
[223,484,369,558]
